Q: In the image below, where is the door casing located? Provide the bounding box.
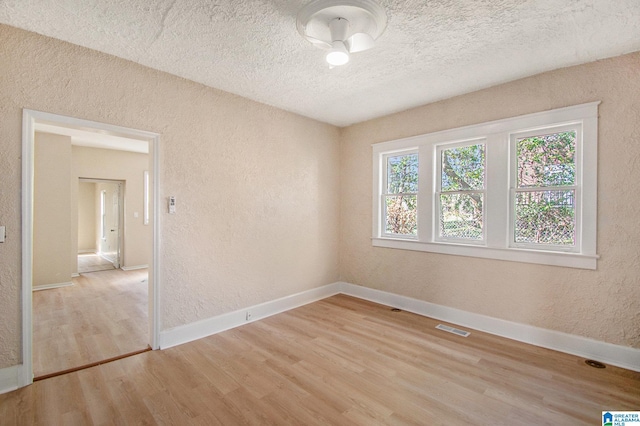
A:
[21,109,161,387]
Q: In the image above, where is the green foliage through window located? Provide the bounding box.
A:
[515,190,575,245]
[439,144,485,240]
[385,153,418,235]
[387,154,418,193]
[515,131,576,246]
[441,144,484,191]
[385,195,417,235]
[517,132,575,188]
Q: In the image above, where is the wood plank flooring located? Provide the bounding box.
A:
[32,268,149,378]
[5,294,639,425]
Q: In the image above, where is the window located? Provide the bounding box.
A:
[372,102,599,269]
[382,151,418,238]
[437,141,485,242]
[511,128,578,250]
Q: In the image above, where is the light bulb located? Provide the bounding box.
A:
[326,41,350,66]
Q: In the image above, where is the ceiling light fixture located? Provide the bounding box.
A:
[326,40,350,66]
[297,0,387,67]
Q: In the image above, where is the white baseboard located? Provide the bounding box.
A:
[159,280,639,372]
[159,283,342,349]
[71,273,80,278]
[121,264,148,271]
[77,249,96,254]
[32,281,73,291]
[338,282,640,372]
[0,365,21,395]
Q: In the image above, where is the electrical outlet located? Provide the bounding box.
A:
[246,311,252,321]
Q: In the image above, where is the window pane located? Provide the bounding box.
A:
[441,144,484,191]
[514,190,575,245]
[387,154,418,194]
[439,193,483,240]
[517,131,576,188]
[385,195,417,235]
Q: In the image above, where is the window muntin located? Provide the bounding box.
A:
[382,152,418,237]
[437,142,485,242]
[511,128,579,250]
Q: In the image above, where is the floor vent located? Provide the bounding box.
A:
[436,324,470,337]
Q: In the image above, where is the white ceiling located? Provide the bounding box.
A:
[2,0,640,127]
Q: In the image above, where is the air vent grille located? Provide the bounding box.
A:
[436,324,470,337]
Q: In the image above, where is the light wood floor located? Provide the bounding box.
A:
[77,253,116,274]
[5,294,638,424]
[32,268,149,378]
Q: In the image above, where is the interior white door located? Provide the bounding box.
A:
[99,182,121,268]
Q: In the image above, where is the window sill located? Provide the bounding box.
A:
[371,238,598,270]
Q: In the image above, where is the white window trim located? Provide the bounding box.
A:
[372,102,599,270]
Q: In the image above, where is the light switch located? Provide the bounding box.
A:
[0,226,5,243]
[133,212,139,218]
[169,196,176,214]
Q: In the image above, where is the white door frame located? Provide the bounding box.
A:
[21,109,161,387]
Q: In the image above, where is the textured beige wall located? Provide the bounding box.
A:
[0,25,340,368]
[33,133,72,288]
[72,146,150,270]
[77,181,96,252]
[340,52,640,349]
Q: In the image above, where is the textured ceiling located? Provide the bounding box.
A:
[2,0,640,127]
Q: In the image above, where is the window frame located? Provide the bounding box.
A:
[435,139,487,245]
[509,124,582,252]
[372,102,599,270]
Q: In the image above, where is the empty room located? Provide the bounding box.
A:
[0,0,639,424]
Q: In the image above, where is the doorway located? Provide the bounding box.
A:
[78,179,124,274]
[21,109,160,386]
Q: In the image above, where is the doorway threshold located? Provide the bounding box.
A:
[33,346,152,382]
